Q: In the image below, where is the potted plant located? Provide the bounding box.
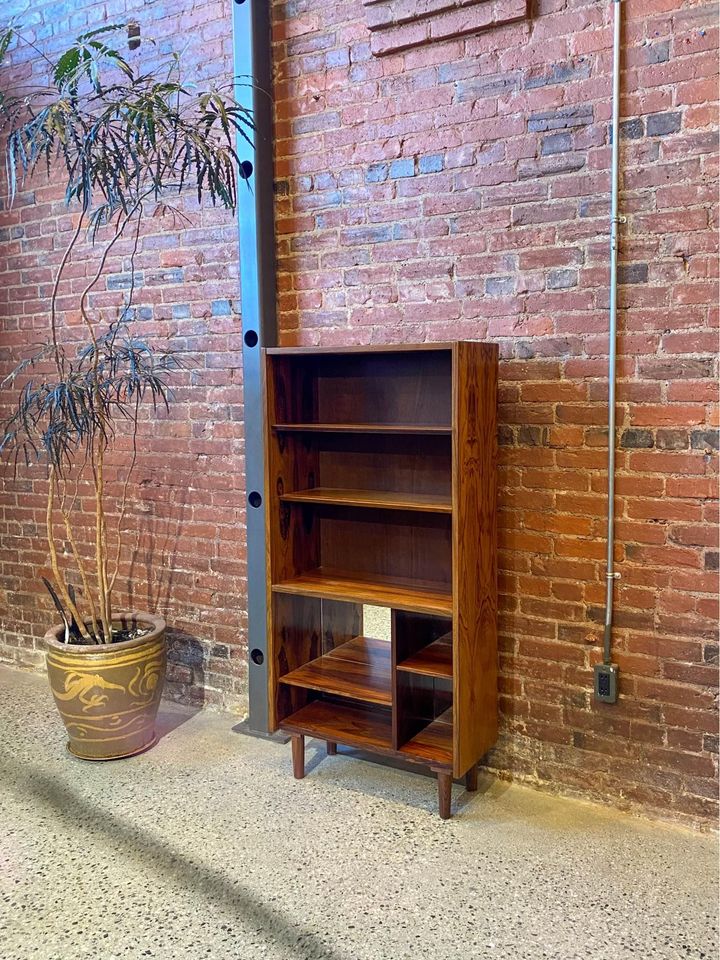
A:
[0,23,251,758]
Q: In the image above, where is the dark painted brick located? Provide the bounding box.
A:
[619,118,645,140]
[703,734,719,754]
[644,40,670,64]
[656,429,688,450]
[547,269,578,289]
[518,425,547,446]
[691,429,720,450]
[618,263,649,284]
[365,163,389,183]
[418,153,444,174]
[541,132,572,155]
[456,73,520,101]
[107,272,144,290]
[704,552,719,571]
[389,158,415,179]
[524,59,591,89]
[647,111,682,136]
[703,644,719,664]
[211,299,232,316]
[621,429,654,449]
[149,268,183,285]
[528,105,593,132]
[498,424,515,446]
[326,48,350,68]
[342,224,393,245]
[485,276,515,297]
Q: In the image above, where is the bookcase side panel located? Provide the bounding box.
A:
[452,342,499,777]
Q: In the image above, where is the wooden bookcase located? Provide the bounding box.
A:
[263,342,498,819]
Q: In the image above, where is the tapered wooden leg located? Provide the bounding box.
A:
[326,741,337,755]
[437,771,452,820]
[465,764,478,792]
[291,734,305,779]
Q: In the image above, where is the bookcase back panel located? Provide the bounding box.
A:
[269,351,451,426]
[316,507,451,586]
[316,434,451,497]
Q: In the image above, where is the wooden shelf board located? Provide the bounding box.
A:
[397,634,453,679]
[280,487,452,514]
[280,699,393,753]
[272,568,453,616]
[279,699,453,769]
[271,422,451,435]
[279,636,391,706]
[399,708,453,767]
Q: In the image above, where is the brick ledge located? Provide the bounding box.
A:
[363,0,529,56]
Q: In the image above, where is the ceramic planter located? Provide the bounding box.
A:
[45,611,166,760]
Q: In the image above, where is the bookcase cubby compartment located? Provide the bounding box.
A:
[264,343,498,819]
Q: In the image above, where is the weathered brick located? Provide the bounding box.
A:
[690,429,720,451]
[646,111,682,137]
[528,106,593,132]
[621,429,654,449]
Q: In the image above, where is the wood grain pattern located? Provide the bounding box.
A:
[271,593,323,728]
[272,568,453,615]
[396,634,453,678]
[279,636,391,705]
[399,707,453,766]
[266,344,457,355]
[272,423,451,435]
[280,699,453,770]
[321,598,362,654]
[281,487,452,513]
[452,341,498,777]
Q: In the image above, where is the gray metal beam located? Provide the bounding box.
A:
[232,0,277,732]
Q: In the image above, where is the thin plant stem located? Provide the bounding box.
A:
[46,465,92,641]
[56,473,99,637]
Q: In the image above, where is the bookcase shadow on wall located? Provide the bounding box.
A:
[263,342,498,819]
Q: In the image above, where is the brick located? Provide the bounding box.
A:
[389,158,415,179]
[690,429,719,451]
[541,133,572,156]
[485,276,515,297]
[527,106,594,132]
[621,429,654,449]
[418,153,444,174]
[547,269,578,290]
[618,263,648,284]
[646,111,682,137]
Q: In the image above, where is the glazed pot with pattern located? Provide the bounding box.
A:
[45,611,167,760]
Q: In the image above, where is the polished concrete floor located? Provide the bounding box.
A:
[0,664,717,960]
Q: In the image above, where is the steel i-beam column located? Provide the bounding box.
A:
[232,0,277,732]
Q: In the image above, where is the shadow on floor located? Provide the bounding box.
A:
[1,758,345,960]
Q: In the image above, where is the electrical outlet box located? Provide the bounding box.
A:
[594,663,618,703]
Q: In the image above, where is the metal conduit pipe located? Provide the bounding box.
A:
[597,0,623,703]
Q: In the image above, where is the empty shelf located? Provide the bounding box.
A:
[271,422,451,435]
[397,634,453,679]
[280,636,391,706]
[272,569,453,616]
[280,488,452,513]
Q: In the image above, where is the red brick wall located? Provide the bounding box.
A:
[0,0,718,825]
[0,0,248,707]
[270,0,719,824]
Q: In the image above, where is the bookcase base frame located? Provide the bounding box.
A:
[285,731,479,820]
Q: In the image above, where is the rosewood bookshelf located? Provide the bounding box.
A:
[263,343,498,819]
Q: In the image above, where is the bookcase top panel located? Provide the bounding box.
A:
[265,342,461,356]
